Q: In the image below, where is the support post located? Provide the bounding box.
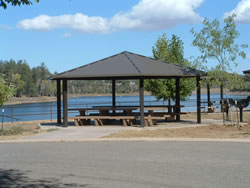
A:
[207,83,214,113]
[240,108,243,122]
[175,77,180,121]
[220,84,224,112]
[207,83,211,107]
[112,79,116,111]
[63,80,68,127]
[139,78,144,127]
[57,80,61,124]
[197,76,201,124]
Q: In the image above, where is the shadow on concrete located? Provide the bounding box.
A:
[40,119,198,127]
[0,168,88,188]
[40,120,136,127]
[40,121,75,127]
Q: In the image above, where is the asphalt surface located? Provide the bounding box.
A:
[0,141,249,188]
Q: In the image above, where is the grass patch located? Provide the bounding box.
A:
[0,124,43,138]
[0,126,27,136]
[104,125,250,139]
[47,128,58,132]
[184,111,250,124]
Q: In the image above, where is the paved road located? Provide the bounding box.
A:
[0,141,249,188]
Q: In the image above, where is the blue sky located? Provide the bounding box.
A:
[0,0,250,74]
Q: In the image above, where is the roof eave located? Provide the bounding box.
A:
[51,74,203,80]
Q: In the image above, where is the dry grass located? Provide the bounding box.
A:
[183,110,250,123]
[105,111,250,139]
[0,121,54,140]
[105,125,250,139]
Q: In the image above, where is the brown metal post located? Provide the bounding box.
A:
[63,80,68,127]
[176,77,180,121]
[207,83,211,107]
[57,80,61,124]
[197,76,201,124]
[240,108,243,122]
[220,84,224,112]
[139,78,144,127]
[112,79,116,111]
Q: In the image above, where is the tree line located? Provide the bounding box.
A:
[0,60,56,97]
[0,60,140,98]
[68,80,139,95]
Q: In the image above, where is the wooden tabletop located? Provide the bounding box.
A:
[92,106,138,111]
[68,106,138,111]
[68,105,184,112]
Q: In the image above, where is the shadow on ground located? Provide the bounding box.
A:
[40,120,138,127]
[0,168,88,188]
[40,121,75,127]
[40,119,198,127]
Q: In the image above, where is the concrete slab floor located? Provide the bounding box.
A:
[23,119,223,141]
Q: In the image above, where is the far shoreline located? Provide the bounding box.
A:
[4,93,141,106]
[4,89,250,106]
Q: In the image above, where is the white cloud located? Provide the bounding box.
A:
[111,0,203,31]
[18,14,110,34]
[62,32,72,38]
[224,0,250,23]
[17,0,203,34]
[247,53,250,59]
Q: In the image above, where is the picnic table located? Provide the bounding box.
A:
[68,106,138,126]
[68,105,184,126]
[68,106,137,115]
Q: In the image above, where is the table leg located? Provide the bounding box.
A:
[74,119,79,126]
[122,119,128,126]
[94,119,100,126]
[79,110,90,125]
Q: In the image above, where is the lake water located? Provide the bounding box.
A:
[0,94,249,123]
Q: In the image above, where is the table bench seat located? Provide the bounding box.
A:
[73,115,136,126]
[73,115,169,127]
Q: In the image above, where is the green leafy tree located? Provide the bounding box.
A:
[11,73,24,97]
[40,80,56,96]
[145,34,196,106]
[191,14,248,91]
[0,0,39,9]
[32,62,52,96]
[17,60,38,96]
[0,60,57,97]
[0,77,15,106]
